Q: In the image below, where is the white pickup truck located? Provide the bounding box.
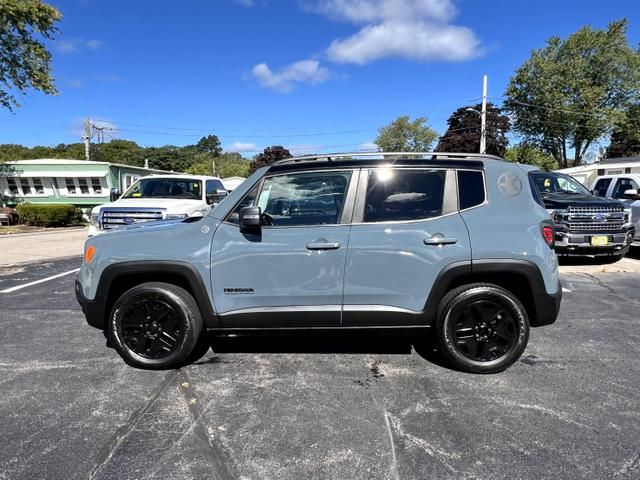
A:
[88,174,228,236]
[590,174,640,246]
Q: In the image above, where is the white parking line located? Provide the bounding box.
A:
[0,268,80,293]
[562,287,572,293]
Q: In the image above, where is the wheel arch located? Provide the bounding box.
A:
[95,261,218,330]
[424,259,560,327]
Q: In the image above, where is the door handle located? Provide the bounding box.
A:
[306,241,341,250]
[424,235,458,246]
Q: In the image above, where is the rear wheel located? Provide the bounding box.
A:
[108,282,203,370]
[435,283,529,374]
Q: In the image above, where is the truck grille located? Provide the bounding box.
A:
[565,205,625,232]
[100,208,165,230]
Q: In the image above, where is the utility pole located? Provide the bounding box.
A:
[480,74,488,154]
[83,118,91,161]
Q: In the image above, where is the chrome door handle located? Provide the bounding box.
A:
[306,241,341,250]
[424,235,458,246]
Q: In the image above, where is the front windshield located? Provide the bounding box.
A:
[530,172,590,195]
[123,178,202,200]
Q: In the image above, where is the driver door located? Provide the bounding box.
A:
[211,169,357,328]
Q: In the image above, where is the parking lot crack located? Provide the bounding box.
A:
[177,369,236,480]
[87,370,178,480]
[611,451,640,478]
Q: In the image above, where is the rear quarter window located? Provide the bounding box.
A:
[457,170,485,210]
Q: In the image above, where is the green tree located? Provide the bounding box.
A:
[504,19,640,168]
[504,143,558,170]
[0,0,61,112]
[249,146,292,174]
[194,135,222,156]
[606,103,640,158]
[91,140,144,165]
[375,116,438,152]
[436,103,511,156]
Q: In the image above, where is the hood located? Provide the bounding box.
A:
[102,217,204,236]
[93,197,204,214]
[541,192,625,210]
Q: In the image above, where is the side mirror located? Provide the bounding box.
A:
[206,189,228,205]
[110,188,121,201]
[239,206,262,231]
[623,189,640,200]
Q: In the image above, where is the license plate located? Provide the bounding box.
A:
[591,235,609,246]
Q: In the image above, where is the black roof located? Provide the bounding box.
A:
[268,152,494,173]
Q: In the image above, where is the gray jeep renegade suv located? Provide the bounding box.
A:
[76,153,562,374]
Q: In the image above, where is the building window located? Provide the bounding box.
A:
[20,178,32,195]
[90,177,103,194]
[78,178,89,194]
[33,177,45,195]
[65,178,77,194]
[7,178,19,195]
[122,174,140,193]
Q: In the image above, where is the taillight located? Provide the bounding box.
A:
[541,223,554,247]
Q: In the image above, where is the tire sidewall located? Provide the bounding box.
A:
[109,285,201,369]
[439,287,529,373]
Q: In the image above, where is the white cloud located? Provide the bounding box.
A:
[360,141,378,151]
[227,142,258,153]
[312,0,481,65]
[327,20,480,64]
[251,59,330,92]
[54,38,104,54]
[310,0,455,23]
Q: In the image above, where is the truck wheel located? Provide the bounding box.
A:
[435,283,529,374]
[108,282,203,370]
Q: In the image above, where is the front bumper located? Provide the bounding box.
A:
[554,226,635,255]
[75,280,106,330]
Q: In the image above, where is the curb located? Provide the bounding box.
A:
[0,227,87,238]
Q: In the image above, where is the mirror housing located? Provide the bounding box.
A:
[239,206,262,231]
[110,188,121,202]
[206,189,228,205]
[623,189,640,200]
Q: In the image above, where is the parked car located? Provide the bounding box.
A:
[76,152,562,374]
[528,170,635,258]
[88,175,228,236]
[589,174,640,247]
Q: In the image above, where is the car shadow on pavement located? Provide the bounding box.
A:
[196,333,450,369]
[557,254,625,266]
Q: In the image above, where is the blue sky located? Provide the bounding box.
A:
[1,0,639,156]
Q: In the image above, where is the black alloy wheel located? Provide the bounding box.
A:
[121,298,183,359]
[435,283,529,374]
[450,299,518,362]
[108,282,203,370]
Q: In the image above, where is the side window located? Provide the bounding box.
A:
[258,171,351,227]
[363,169,445,222]
[612,178,639,199]
[206,179,225,194]
[457,170,485,210]
[592,178,612,197]
[206,179,227,205]
[227,184,260,224]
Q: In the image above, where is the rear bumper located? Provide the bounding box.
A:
[75,280,106,330]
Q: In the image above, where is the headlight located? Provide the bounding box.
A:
[90,213,99,226]
[166,213,188,220]
[546,209,567,223]
[624,208,631,224]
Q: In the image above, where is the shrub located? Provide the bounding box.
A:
[16,203,80,227]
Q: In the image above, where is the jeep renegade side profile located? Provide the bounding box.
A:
[76,153,562,374]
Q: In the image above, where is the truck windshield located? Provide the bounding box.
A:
[530,172,590,195]
[123,178,202,200]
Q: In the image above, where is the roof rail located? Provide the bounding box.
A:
[274,151,504,165]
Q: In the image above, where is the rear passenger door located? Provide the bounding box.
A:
[342,167,472,326]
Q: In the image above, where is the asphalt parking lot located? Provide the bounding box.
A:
[1,254,639,480]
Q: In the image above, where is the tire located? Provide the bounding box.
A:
[435,283,529,374]
[108,282,203,370]
[182,335,212,366]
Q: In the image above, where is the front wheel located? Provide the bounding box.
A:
[435,283,529,374]
[108,282,203,370]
